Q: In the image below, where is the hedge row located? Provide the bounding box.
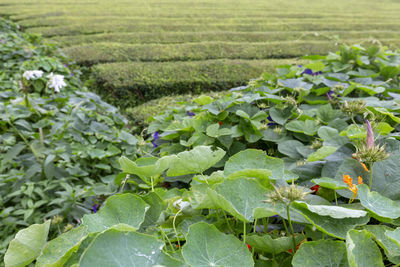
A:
[91,58,304,107]
[49,30,400,47]
[18,16,399,28]
[27,22,400,37]
[64,40,400,65]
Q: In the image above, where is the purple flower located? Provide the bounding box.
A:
[366,120,374,149]
[70,73,74,77]
[187,111,195,117]
[298,65,303,68]
[93,204,99,213]
[64,64,68,68]
[152,131,159,148]
[267,115,277,126]
[302,69,322,76]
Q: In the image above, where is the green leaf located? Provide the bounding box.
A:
[82,194,149,233]
[317,104,342,124]
[79,229,183,267]
[36,226,88,267]
[247,234,305,254]
[312,177,348,190]
[285,120,319,136]
[386,228,400,248]
[307,146,337,162]
[292,240,349,267]
[363,225,400,264]
[140,192,167,229]
[182,222,254,267]
[371,153,400,200]
[346,230,384,267]
[278,78,313,91]
[278,140,304,159]
[167,146,225,176]
[292,202,369,239]
[206,123,232,138]
[293,202,367,219]
[5,220,50,267]
[119,156,172,184]
[305,61,326,71]
[224,149,278,180]
[269,107,292,125]
[375,122,394,135]
[194,95,214,105]
[358,184,400,221]
[207,178,275,222]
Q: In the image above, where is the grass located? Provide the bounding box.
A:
[1,0,400,107]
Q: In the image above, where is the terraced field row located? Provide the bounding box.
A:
[1,0,400,107]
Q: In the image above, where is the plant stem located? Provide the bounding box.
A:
[159,227,174,251]
[369,162,373,190]
[286,204,297,255]
[334,191,338,205]
[222,210,235,234]
[262,217,269,233]
[243,221,247,244]
[151,176,154,192]
[172,209,182,249]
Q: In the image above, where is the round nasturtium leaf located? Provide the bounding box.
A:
[79,229,184,267]
[292,240,349,267]
[82,193,149,233]
[346,230,384,267]
[182,222,254,267]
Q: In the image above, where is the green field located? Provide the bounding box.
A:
[1,0,400,106]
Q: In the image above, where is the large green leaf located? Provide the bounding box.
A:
[207,178,275,222]
[182,222,254,267]
[5,220,50,267]
[36,226,88,267]
[292,240,349,267]
[292,202,369,239]
[346,230,384,267]
[371,153,400,200]
[363,225,400,264]
[247,234,305,254]
[167,146,225,176]
[358,184,400,221]
[82,194,149,233]
[119,156,171,184]
[79,229,184,267]
[307,146,337,162]
[140,192,167,229]
[312,177,348,190]
[224,149,284,180]
[293,202,367,219]
[285,120,319,136]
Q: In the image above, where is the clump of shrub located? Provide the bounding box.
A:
[0,18,150,258]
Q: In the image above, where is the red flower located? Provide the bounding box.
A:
[246,244,251,250]
[218,121,223,125]
[310,185,320,194]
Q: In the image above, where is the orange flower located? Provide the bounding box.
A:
[343,174,363,203]
[360,162,369,172]
[343,175,353,187]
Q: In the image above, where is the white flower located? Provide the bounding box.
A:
[173,199,191,211]
[23,70,43,80]
[47,72,66,93]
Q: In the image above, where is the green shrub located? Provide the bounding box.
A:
[49,31,400,47]
[91,59,305,107]
[0,18,149,260]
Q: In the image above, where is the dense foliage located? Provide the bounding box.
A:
[5,20,400,266]
[0,18,147,260]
